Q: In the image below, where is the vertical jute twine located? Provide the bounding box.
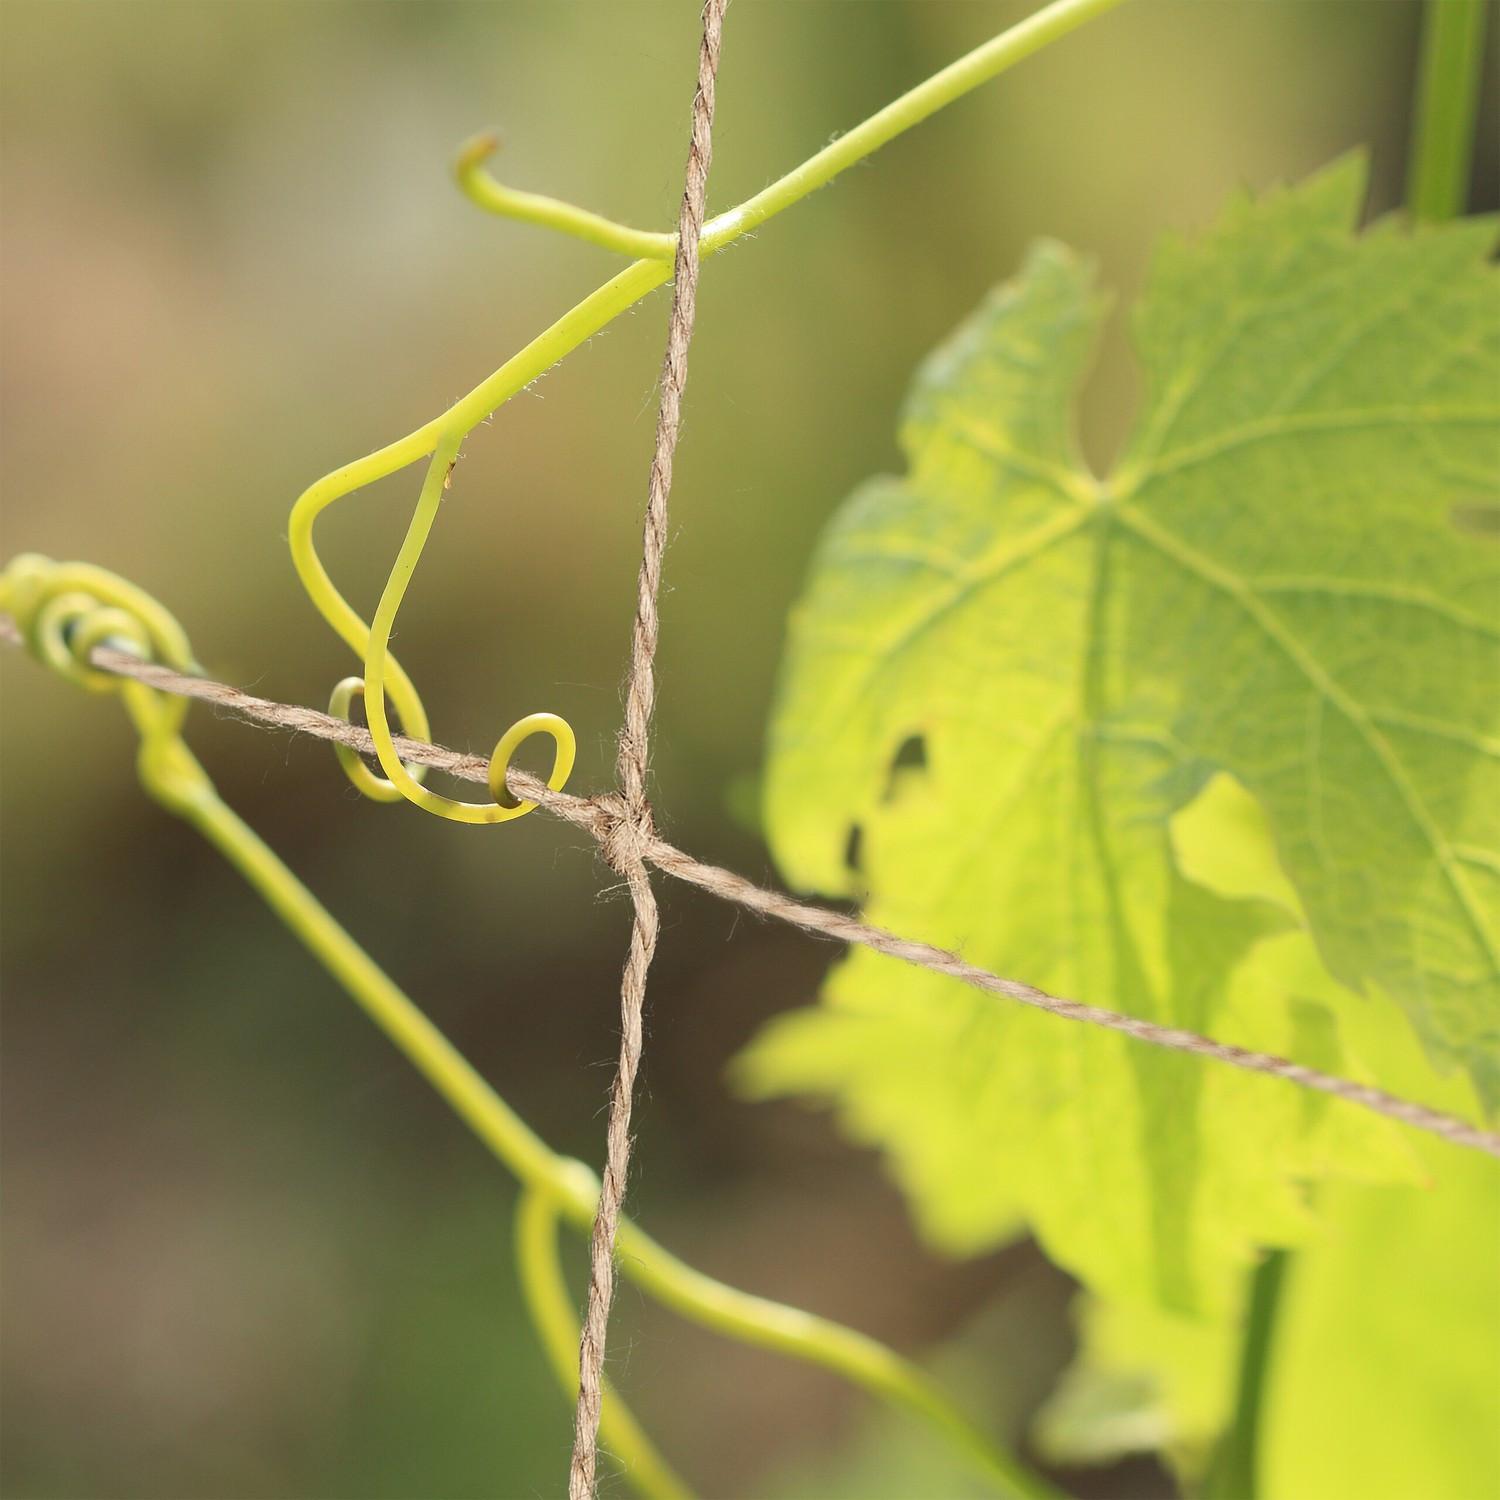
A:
[568,3,728,1495]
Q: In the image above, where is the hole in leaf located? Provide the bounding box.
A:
[883,733,927,802]
[844,823,864,876]
[891,734,928,772]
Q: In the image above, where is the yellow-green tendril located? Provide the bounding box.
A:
[293,0,1128,832]
[353,430,578,825]
[4,554,1054,1499]
[457,131,676,260]
[516,1185,692,1500]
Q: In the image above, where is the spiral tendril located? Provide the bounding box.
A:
[0,554,216,814]
[318,434,577,825]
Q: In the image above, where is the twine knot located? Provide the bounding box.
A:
[590,790,656,875]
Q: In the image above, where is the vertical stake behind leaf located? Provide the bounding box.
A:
[1408,0,1490,222]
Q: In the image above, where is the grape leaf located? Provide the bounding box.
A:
[737,158,1499,1313]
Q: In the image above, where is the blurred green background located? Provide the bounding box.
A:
[2,3,1494,1497]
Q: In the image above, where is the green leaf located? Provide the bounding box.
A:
[739,158,1499,1313]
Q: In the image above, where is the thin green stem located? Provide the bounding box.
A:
[182,790,562,1188]
[607,1207,1064,1500]
[697,0,1125,255]
[1408,0,1489,222]
[457,0,1125,262]
[1203,1250,1290,1500]
[287,256,670,740]
[516,1188,692,1500]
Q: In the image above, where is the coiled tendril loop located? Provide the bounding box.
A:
[2,554,193,732]
[320,431,577,825]
[0,554,213,811]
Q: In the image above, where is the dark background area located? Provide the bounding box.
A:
[3,3,1495,1496]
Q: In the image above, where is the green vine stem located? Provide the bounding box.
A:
[456,132,677,260]
[1408,0,1489,222]
[1,555,1061,1499]
[1202,1250,1290,1500]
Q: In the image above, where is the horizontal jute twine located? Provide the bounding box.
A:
[4,614,1495,1164]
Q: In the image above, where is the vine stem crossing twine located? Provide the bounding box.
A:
[573,4,727,1495]
[4,613,1497,1171]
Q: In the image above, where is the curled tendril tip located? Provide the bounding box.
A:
[454,129,676,260]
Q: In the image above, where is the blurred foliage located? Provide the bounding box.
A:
[2,2,1494,1497]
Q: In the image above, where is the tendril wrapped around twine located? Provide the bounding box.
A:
[319,428,577,825]
[7,575,1500,1179]
[0,555,216,821]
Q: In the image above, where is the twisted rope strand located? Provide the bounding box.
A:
[6,614,1496,1162]
[573,5,727,1496]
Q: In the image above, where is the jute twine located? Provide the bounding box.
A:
[569,2,727,1495]
[5,614,1496,1168]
